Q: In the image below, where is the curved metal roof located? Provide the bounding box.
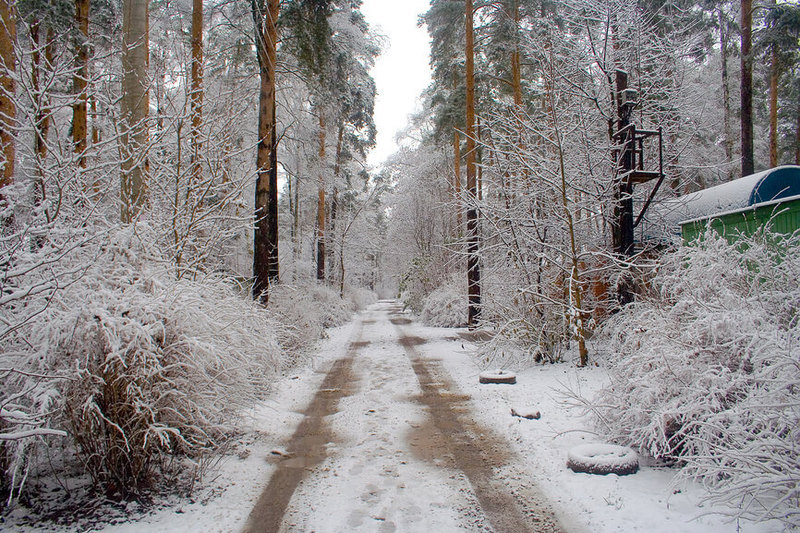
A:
[643,165,800,240]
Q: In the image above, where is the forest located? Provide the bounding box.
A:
[1,0,799,529]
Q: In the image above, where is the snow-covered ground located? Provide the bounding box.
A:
[6,301,782,532]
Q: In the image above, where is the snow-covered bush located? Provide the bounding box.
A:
[2,225,283,502]
[344,286,378,311]
[1,200,102,506]
[472,268,575,367]
[594,230,800,526]
[267,283,355,357]
[420,274,467,327]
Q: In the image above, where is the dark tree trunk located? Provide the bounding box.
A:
[769,45,779,167]
[316,111,326,282]
[73,0,89,169]
[795,97,800,165]
[465,0,481,328]
[740,0,754,176]
[252,0,279,302]
[0,0,16,192]
[190,0,203,184]
[720,5,734,179]
[452,70,462,233]
[31,19,53,215]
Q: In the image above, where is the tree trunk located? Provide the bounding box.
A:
[465,0,481,328]
[328,187,338,284]
[73,0,89,169]
[91,95,100,144]
[316,110,326,282]
[293,172,300,266]
[269,101,279,278]
[796,96,800,165]
[120,0,150,222]
[452,69,462,233]
[740,0,754,176]
[0,0,16,191]
[719,5,734,179]
[251,0,279,302]
[329,124,344,285]
[769,44,778,167]
[190,0,203,183]
[548,70,588,366]
[31,19,53,215]
[454,129,462,232]
[31,20,50,165]
[510,0,522,108]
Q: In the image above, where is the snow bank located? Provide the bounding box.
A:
[593,229,800,527]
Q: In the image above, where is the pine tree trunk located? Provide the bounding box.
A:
[796,98,800,164]
[329,125,344,285]
[0,0,16,191]
[719,5,734,179]
[293,172,300,267]
[73,0,89,169]
[452,70,462,233]
[465,0,481,328]
[120,0,150,222]
[454,130,462,232]
[740,0,754,176]
[769,45,779,167]
[31,19,52,213]
[510,0,522,108]
[329,187,338,285]
[31,20,49,164]
[190,0,203,183]
[269,102,278,279]
[91,95,100,144]
[316,111,326,282]
[251,0,279,302]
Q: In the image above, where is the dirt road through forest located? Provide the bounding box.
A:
[242,301,565,533]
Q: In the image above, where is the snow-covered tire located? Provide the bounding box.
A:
[479,369,516,384]
[566,444,639,476]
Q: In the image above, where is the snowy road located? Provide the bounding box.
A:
[242,301,564,533]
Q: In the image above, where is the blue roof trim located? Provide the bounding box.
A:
[750,166,800,205]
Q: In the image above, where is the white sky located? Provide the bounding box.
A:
[360,0,433,169]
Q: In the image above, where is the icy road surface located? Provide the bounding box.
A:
[242,300,565,533]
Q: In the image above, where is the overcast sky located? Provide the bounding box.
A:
[360,0,432,169]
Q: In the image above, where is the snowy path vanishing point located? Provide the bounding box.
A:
[242,301,564,533]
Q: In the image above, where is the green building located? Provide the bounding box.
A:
[643,166,800,245]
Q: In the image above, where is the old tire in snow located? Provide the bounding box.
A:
[479,369,516,384]
[567,444,639,476]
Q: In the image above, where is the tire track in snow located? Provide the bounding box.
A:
[241,322,365,533]
[394,318,565,533]
[276,302,490,532]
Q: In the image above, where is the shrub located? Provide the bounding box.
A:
[344,286,378,311]
[4,226,283,501]
[420,274,467,327]
[593,230,800,526]
[266,283,356,357]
